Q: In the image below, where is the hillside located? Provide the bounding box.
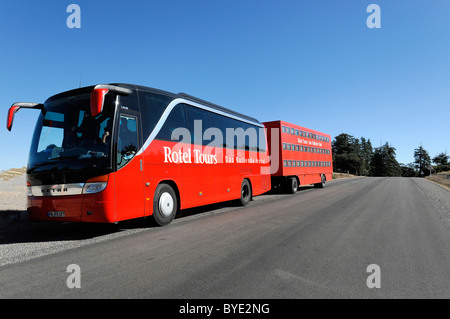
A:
[0,167,27,181]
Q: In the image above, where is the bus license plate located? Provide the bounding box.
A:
[48,211,65,218]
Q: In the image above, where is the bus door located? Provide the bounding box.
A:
[114,112,146,221]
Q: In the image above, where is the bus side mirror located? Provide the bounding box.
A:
[90,85,133,117]
[90,88,109,117]
[7,103,44,131]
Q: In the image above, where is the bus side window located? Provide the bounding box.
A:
[186,105,211,145]
[138,91,172,139]
[209,112,226,148]
[156,104,187,142]
[117,114,138,169]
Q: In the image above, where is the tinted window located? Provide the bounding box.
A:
[138,91,173,140]
[117,114,138,169]
[29,92,114,173]
[156,104,187,141]
[118,89,140,113]
[209,112,233,148]
[186,105,211,145]
[209,112,264,152]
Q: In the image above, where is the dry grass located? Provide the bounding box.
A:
[0,167,27,181]
[426,171,450,190]
[332,172,360,180]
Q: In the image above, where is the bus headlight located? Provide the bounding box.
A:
[82,182,107,194]
[82,175,109,194]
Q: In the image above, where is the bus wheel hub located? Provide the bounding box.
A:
[159,192,174,217]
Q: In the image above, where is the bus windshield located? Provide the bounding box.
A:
[29,92,114,173]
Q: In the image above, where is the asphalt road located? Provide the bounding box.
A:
[1,177,450,299]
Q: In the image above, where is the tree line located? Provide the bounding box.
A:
[332,133,449,177]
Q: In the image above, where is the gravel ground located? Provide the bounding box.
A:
[414,177,450,227]
[0,173,27,211]
[0,175,449,268]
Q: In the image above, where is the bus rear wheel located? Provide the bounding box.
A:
[153,183,177,226]
[240,179,252,206]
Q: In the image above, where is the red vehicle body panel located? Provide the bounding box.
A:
[263,120,333,186]
[27,140,271,223]
[28,182,116,223]
[142,139,271,213]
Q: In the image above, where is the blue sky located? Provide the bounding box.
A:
[1,0,449,171]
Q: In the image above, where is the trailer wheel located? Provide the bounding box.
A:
[289,177,298,194]
[314,175,326,188]
[153,183,177,226]
[240,179,252,206]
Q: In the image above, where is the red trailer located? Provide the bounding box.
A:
[263,120,333,193]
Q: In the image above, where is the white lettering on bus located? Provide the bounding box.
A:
[163,147,217,165]
[297,138,322,147]
[193,149,217,164]
[165,123,276,172]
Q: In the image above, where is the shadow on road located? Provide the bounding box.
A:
[0,187,315,245]
[0,210,147,244]
[174,185,315,220]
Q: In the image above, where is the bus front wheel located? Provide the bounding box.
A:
[153,183,177,226]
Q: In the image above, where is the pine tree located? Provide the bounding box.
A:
[332,134,363,174]
[432,152,450,172]
[359,137,373,176]
[371,143,401,176]
[414,145,431,176]
[332,133,373,175]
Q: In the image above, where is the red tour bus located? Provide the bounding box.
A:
[7,84,271,225]
[263,120,333,194]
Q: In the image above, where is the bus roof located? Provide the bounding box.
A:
[131,84,262,126]
[45,83,262,127]
[177,92,261,125]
